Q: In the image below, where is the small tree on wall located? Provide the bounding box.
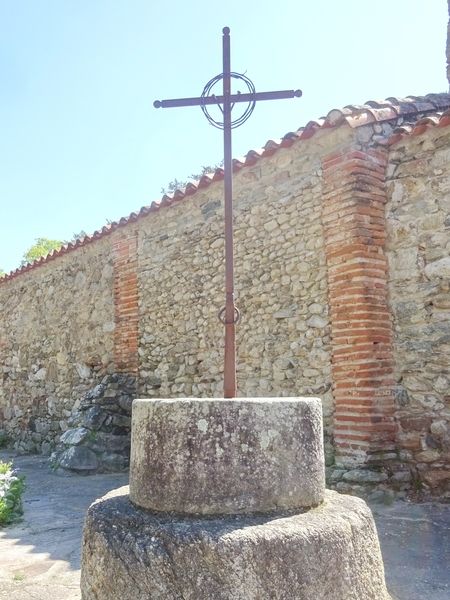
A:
[161,164,223,195]
[21,238,64,265]
[20,232,87,266]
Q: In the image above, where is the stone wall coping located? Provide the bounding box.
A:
[132,397,321,406]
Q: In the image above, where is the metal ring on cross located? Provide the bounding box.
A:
[218,305,241,325]
[200,72,256,129]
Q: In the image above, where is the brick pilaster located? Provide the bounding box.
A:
[447,0,450,90]
[112,230,139,374]
[322,147,397,466]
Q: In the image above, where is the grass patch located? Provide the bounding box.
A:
[0,461,26,526]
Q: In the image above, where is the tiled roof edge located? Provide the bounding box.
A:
[2,92,450,284]
[387,108,450,146]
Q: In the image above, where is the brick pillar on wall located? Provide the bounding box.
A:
[322,147,397,467]
[447,0,450,89]
[112,230,139,374]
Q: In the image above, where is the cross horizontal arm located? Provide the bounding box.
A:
[154,89,302,109]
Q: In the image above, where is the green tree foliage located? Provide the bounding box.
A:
[161,163,223,195]
[161,177,189,195]
[71,230,87,241]
[0,269,5,278]
[22,237,64,265]
[18,232,89,268]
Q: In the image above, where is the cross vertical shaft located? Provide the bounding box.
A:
[154,27,301,399]
[222,27,236,398]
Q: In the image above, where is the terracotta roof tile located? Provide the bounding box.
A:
[2,92,450,283]
[387,108,450,145]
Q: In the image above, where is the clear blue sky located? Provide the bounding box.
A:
[0,0,448,273]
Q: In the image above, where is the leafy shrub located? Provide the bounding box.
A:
[0,461,25,525]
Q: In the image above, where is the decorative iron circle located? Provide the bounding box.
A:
[218,305,241,324]
[200,72,256,129]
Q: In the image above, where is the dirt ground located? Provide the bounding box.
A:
[0,452,449,600]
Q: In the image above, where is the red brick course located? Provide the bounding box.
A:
[112,231,139,374]
[322,147,397,466]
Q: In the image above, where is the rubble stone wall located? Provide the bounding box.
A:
[137,133,335,463]
[0,131,338,462]
[386,126,450,494]
[0,238,115,453]
[0,121,449,496]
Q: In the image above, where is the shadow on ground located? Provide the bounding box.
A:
[372,500,450,600]
[0,451,449,600]
[0,451,128,600]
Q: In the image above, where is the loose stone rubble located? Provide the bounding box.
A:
[49,374,135,474]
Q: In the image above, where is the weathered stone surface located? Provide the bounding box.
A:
[424,256,450,279]
[60,427,89,446]
[386,128,450,495]
[50,375,135,474]
[130,398,325,514]
[81,406,107,430]
[101,453,129,472]
[0,237,115,455]
[367,490,395,505]
[58,446,98,471]
[422,469,450,488]
[343,469,388,484]
[109,413,131,428]
[81,487,391,600]
[88,432,130,454]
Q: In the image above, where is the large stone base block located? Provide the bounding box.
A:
[130,398,325,514]
[81,487,391,600]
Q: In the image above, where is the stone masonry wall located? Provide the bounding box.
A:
[1,118,450,496]
[0,238,115,453]
[137,133,337,464]
[386,126,450,495]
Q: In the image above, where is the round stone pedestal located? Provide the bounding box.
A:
[81,398,391,599]
[81,487,391,600]
[130,398,325,513]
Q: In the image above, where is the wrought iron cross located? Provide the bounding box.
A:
[154,27,301,398]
